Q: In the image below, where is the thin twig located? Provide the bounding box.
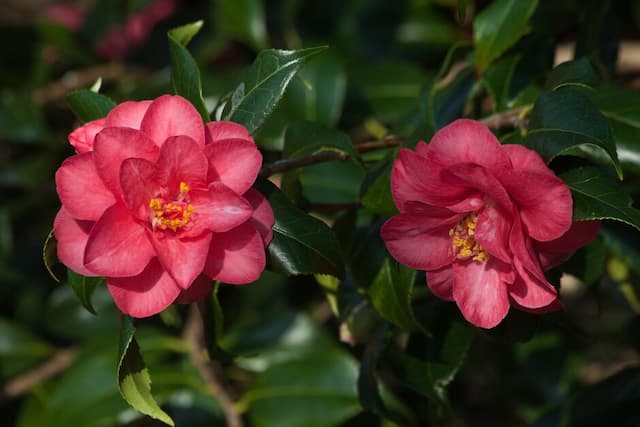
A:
[1,346,79,399]
[184,304,244,427]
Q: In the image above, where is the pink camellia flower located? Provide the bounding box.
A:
[68,118,105,153]
[54,95,274,318]
[381,119,600,329]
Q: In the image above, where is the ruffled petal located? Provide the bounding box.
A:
[187,183,253,235]
[84,203,155,277]
[139,95,205,147]
[68,118,105,153]
[105,100,152,129]
[381,213,460,271]
[204,222,265,284]
[501,169,572,241]
[53,207,96,276]
[203,138,262,194]
[175,274,212,304]
[107,258,181,318]
[502,144,555,177]
[155,135,208,191]
[426,119,511,174]
[244,188,274,246]
[511,298,563,314]
[149,231,211,289]
[536,220,601,270]
[426,266,454,301]
[452,258,511,329]
[93,127,159,196]
[442,163,513,210]
[205,121,254,144]
[119,158,159,221]
[509,258,558,309]
[55,153,116,221]
[475,205,512,263]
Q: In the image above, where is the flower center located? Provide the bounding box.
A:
[149,182,195,232]
[450,213,489,262]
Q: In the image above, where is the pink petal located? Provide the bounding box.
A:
[509,213,549,284]
[187,183,253,235]
[502,144,555,177]
[452,258,511,329]
[442,163,513,210]
[107,258,181,317]
[204,222,266,284]
[381,213,460,271]
[119,158,159,221]
[475,205,512,263]
[149,231,211,289]
[175,274,212,304]
[536,220,601,270]
[105,100,152,129]
[84,204,155,277]
[68,118,105,153]
[511,298,563,314]
[501,170,572,241]
[203,138,262,194]
[205,121,254,144]
[426,266,454,301]
[244,188,274,245]
[155,135,208,190]
[139,95,205,147]
[93,127,159,196]
[509,258,558,309]
[426,119,511,174]
[55,153,116,221]
[53,207,96,276]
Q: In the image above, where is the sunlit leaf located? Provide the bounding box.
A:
[65,90,115,122]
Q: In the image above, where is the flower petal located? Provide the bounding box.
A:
[105,100,152,129]
[53,207,96,276]
[93,127,159,196]
[175,274,212,304]
[68,118,105,153]
[509,257,558,309]
[442,163,513,210]
[84,203,155,277]
[502,144,555,177]
[107,258,181,318]
[55,153,116,221]
[187,183,253,234]
[203,138,262,194]
[501,169,572,241]
[139,95,205,147]
[381,213,460,271]
[149,231,211,289]
[204,222,265,284]
[475,205,512,263]
[119,158,159,221]
[536,220,601,270]
[452,258,511,329]
[426,266,454,301]
[244,188,274,246]
[426,119,511,174]
[155,135,209,191]
[205,121,253,144]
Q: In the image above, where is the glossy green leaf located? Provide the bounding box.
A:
[43,229,61,282]
[117,315,174,426]
[361,158,398,216]
[545,57,600,91]
[224,47,327,134]
[428,64,474,129]
[216,0,267,51]
[368,258,424,333]
[66,269,103,315]
[299,161,366,204]
[473,0,539,71]
[284,121,358,160]
[168,21,210,122]
[255,179,345,278]
[65,89,115,122]
[482,55,520,111]
[527,87,622,178]
[561,166,640,230]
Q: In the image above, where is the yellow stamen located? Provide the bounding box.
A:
[148,182,195,232]
[451,213,489,262]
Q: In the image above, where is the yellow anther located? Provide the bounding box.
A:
[450,213,489,263]
[179,182,190,193]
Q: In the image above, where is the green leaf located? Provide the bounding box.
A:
[560,166,640,230]
[473,0,539,71]
[117,316,174,426]
[216,0,267,51]
[66,269,103,315]
[481,55,521,111]
[168,21,210,122]
[0,317,52,379]
[527,87,622,179]
[43,229,61,282]
[201,282,233,360]
[255,179,345,278]
[284,121,358,160]
[224,47,327,134]
[545,57,600,91]
[368,258,425,334]
[65,89,116,122]
[361,158,398,216]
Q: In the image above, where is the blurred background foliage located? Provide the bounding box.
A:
[3,0,640,426]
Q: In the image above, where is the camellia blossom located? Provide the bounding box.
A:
[381,119,600,329]
[54,95,274,318]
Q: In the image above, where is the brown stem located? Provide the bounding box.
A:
[1,346,79,399]
[185,303,244,427]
